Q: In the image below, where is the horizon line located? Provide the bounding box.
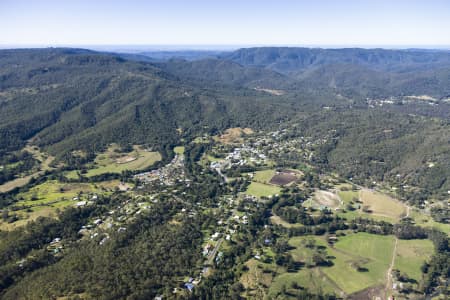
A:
[1,44,450,51]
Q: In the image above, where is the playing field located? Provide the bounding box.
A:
[245,182,280,198]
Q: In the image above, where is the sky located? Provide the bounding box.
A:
[1,0,450,48]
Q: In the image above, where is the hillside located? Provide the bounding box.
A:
[0,49,297,159]
[154,58,293,89]
[221,47,450,98]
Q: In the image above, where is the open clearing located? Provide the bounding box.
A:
[309,190,341,209]
[173,146,185,154]
[394,239,434,281]
[0,180,119,230]
[338,189,359,204]
[253,169,276,183]
[271,233,396,297]
[0,145,55,193]
[269,267,337,298]
[253,169,299,186]
[359,189,407,220]
[240,258,275,298]
[0,206,58,231]
[410,209,450,235]
[245,182,280,198]
[16,180,100,207]
[71,145,161,177]
[325,232,395,294]
[0,176,36,193]
[214,127,254,144]
[270,214,303,228]
[269,172,298,186]
[337,188,407,223]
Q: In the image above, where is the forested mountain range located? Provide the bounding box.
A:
[1,47,450,195]
[223,47,450,73]
[0,48,297,158]
[0,47,450,299]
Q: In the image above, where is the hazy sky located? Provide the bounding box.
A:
[1,0,450,47]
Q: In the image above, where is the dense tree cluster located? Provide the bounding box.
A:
[0,151,38,185]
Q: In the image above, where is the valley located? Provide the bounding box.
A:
[1,126,448,299]
[0,47,449,299]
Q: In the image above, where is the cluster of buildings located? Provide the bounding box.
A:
[135,154,187,186]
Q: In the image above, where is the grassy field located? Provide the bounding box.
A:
[410,209,450,235]
[336,188,407,223]
[324,233,395,294]
[359,189,406,220]
[253,169,276,183]
[338,189,359,204]
[0,206,59,231]
[269,268,337,298]
[270,215,304,228]
[245,182,280,198]
[82,145,161,177]
[394,239,434,281]
[19,180,92,205]
[0,180,120,230]
[173,146,185,154]
[270,233,396,296]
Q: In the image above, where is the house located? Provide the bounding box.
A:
[202,244,212,256]
[328,236,338,244]
[184,283,194,292]
[50,238,61,244]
